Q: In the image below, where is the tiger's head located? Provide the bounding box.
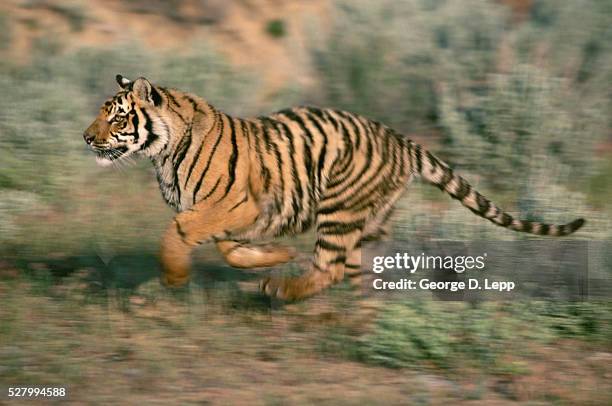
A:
[83,74,169,166]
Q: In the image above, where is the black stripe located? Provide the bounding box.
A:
[229,194,248,212]
[322,109,339,131]
[165,89,181,107]
[415,144,423,173]
[240,120,249,139]
[219,117,239,201]
[184,145,204,187]
[317,202,345,215]
[476,193,490,214]
[315,239,346,252]
[499,213,513,227]
[175,220,187,240]
[328,119,355,185]
[317,220,365,235]
[183,95,208,116]
[338,112,362,151]
[151,86,163,107]
[192,116,224,203]
[394,133,406,178]
[483,204,498,220]
[406,143,415,175]
[308,107,327,122]
[304,112,328,195]
[259,117,274,152]
[277,121,304,226]
[522,221,533,233]
[130,108,140,141]
[140,109,160,151]
[277,109,314,143]
[202,176,222,200]
[569,218,585,232]
[437,168,454,191]
[261,119,285,206]
[161,88,188,124]
[277,111,316,200]
[173,124,193,172]
[328,158,354,186]
[250,121,272,193]
[170,124,193,204]
[339,119,354,153]
[328,255,347,265]
[451,178,471,201]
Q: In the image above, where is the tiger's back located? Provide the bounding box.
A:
[240,107,412,240]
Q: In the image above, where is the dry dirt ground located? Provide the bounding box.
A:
[1,259,611,405]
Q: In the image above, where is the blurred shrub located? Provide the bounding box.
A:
[353,301,518,370]
[327,299,612,371]
[19,0,88,32]
[123,0,229,25]
[50,2,88,32]
[265,19,286,39]
[310,0,508,132]
[0,12,10,51]
[439,64,608,194]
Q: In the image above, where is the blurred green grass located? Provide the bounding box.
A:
[320,299,612,371]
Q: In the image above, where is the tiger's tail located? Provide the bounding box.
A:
[409,142,585,236]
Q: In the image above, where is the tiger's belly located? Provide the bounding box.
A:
[230,194,316,241]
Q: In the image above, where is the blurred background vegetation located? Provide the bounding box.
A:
[0,0,611,403]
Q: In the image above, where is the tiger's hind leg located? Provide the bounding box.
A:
[260,210,364,300]
[345,205,396,288]
[216,240,296,269]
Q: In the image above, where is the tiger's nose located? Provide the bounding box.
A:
[83,131,95,145]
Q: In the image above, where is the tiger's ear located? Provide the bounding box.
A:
[132,77,162,106]
[116,74,131,89]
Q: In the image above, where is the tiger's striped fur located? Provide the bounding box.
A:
[83,75,585,300]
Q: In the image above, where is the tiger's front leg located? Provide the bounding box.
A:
[160,194,260,287]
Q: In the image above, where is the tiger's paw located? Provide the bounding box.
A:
[259,271,332,301]
[259,276,309,301]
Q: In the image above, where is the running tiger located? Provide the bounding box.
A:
[82,75,585,300]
